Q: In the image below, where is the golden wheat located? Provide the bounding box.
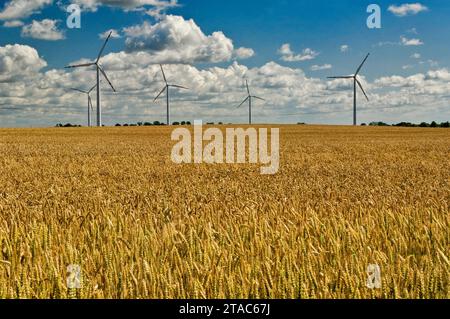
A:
[0,125,448,299]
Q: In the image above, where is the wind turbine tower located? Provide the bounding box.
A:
[327,53,370,126]
[237,80,265,125]
[65,31,116,127]
[154,64,189,125]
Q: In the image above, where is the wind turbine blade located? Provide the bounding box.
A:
[88,83,97,94]
[327,76,353,79]
[237,96,249,108]
[98,66,116,92]
[71,88,87,94]
[97,31,112,62]
[65,62,95,69]
[88,96,94,112]
[355,53,370,76]
[252,96,265,101]
[160,64,167,84]
[154,86,167,102]
[170,84,189,90]
[246,80,250,95]
[356,78,369,101]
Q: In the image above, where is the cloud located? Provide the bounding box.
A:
[0,44,47,82]
[410,53,421,59]
[3,20,23,27]
[340,45,349,53]
[388,3,428,17]
[377,36,424,47]
[402,65,414,70]
[21,19,65,41]
[122,15,250,64]
[145,0,179,19]
[0,0,52,20]
[278,44,319,62]
[233,47,255,60]
[2,43,449,126]
[401,36,424,46]
[311,64,332,71]
[72,0,178,12]
[99,29,122,39]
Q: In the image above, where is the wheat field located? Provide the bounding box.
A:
[0,125,448,299]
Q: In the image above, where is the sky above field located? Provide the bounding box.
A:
[0,0,449,127]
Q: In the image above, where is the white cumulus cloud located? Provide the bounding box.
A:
[311,64,332,71]
[340,45,349,53]
[99,29,122,39]
[0,44,47,82]
[21,19,65,41]
[388,3,428,17]
[122,15,251,64]
[0,0,52,20]
[278,44,319,62]
[401,36,424,46]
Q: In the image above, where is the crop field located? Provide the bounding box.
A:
[0,125,448,299]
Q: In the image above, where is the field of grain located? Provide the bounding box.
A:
[0,125,448,299]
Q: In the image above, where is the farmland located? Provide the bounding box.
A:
[0,125,448,298]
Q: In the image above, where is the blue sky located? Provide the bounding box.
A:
[0,0,449,126]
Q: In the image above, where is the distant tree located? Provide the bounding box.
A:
[441,121,450,128]
[130,124,137,127]
[369,121,389,126]
[207,122,214,125]
[218,122,223,125]
[123,124,129,127]
[115,123,121,127]
[361,123,367,126]
[172,121,180,125]
[395,122,414,127]
[144,122,152,126]
[180,121,186,125]
[430,121,438,128]
[153,121,161,126]
[297,122,306,125]
[419,122,429,127]
[137,122,143,126]
[186,121,192,125]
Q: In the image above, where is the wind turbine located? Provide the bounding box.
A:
[237,80,265,125]
[65,31,116,127]
[70,84,97,127]
[327,53,370,126]
[154,64,188,125]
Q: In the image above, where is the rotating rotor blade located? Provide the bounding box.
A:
[88,83,97,94]
[252,96,265,101]
[237,96,249,108]
[170,84,189,90]
[97,31,112,63]
[98,66,116,92]
[355,53,370,76]
[88,96,94,112]
[154,86,167,102]
[160,64,167,84]
[356,78,369,101]
[65,62,95,69]
[246,80,250,95]
[70,88,87,94]
[327,76,354,79]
